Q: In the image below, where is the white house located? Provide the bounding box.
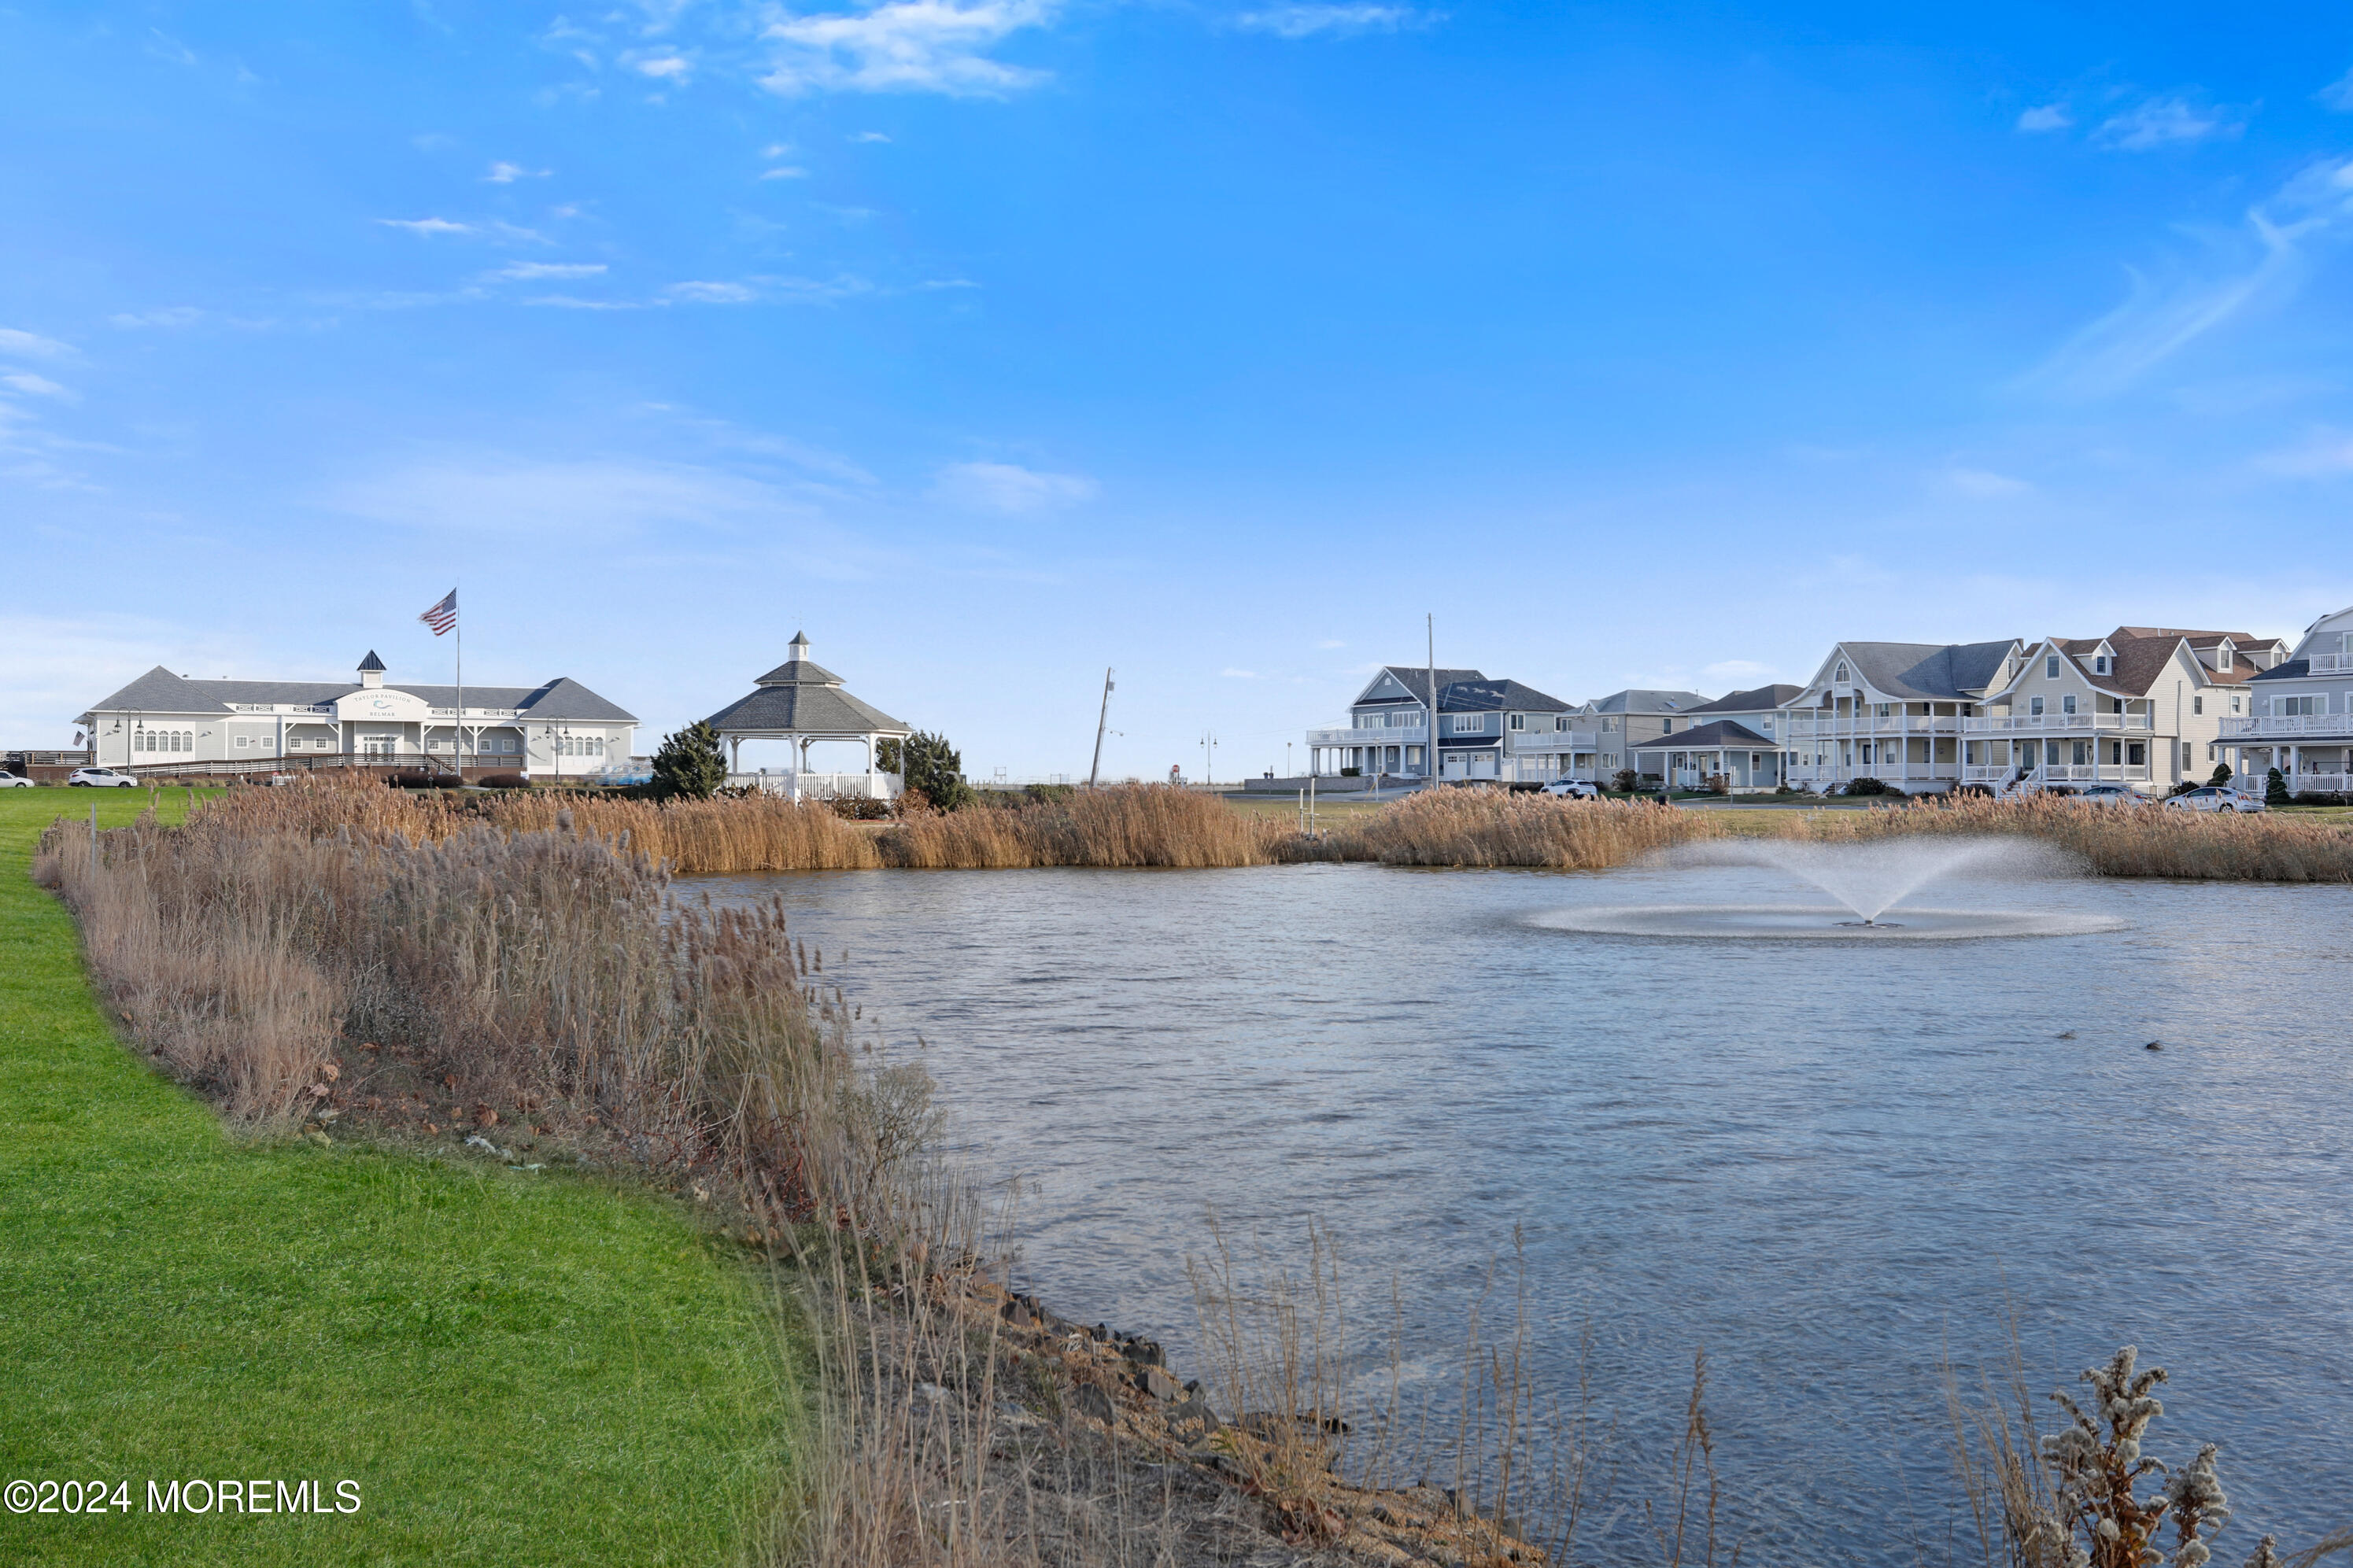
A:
[76,652,637,779]
[1630,684,1802,790]
[2218,605,2353,795]
[1779,640,2025,793]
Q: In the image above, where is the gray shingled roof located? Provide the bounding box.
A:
[1838,641,2019,700]
[706,643,908,735]
[1367,666,1486,710]
[1628,720,1775,751]
[1684,684,1801,715]
[2251,659,2311,683]
[1443,677,1572,714]
[79,665,636,722]
[1587,688,1712,714]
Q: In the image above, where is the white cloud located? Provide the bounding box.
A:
[634,53,693,80]
[763,142,796,157]
[1235,4,1428,38]
[759,165,811,179]
[496,261,608,279]
[484,161,551,182]
[2320,68,2353,112]
[1221,667,1259,679]
[930,459,1098,512]
[0,615,264,745]
[0,327,75,360]
[1945,466,2032,497]
[759,0,1052,97]
[2022,156,2353,398]
[325,456,822,539]
[2015,104,2071,133]
[523,295,646,310]
[850,130,892,142]
[2254,431,2353,478]
[108,307,206,329]
[377,216,475,236]
[2,372,72,400]
[2093,94,2242,152]
[665,280,759,303]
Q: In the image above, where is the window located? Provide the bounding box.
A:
[1555,716,1568,732]
[1508,714,1525,732]
[235,736,249,750]
[1451,714,1483,733]
[2192,696,2203,716]
[1873,703,1892,718]
[2046,656,2060,678]
[2218,647,2233,670]
[2182,742,2193,770]
[2094,655,2111,674]
[2030,696,2045,717]
[2128,743,2145,766]
[2230,695,2241,714]
[1834,662,1849,683]
[2277,695,2322,716]
[2061,695,2077,716]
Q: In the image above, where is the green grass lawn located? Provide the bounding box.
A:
[0,789,800,1566]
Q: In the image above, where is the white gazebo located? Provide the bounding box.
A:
[704,633,914,800]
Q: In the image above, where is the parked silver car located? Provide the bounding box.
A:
[2072,784,2152,807]
[1539,779,1599,799]
[2163,787,2265,814]
[68,766,140,788]
[0,771,36,788]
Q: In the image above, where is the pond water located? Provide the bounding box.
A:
[692,859,2353,1562]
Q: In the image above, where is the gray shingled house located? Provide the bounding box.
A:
[1306,665,1587,782]
[77,651,637,780]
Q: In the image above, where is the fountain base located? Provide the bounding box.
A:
[1528,904,2124,941]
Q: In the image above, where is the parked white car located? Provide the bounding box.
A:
[2164,787,2265,814]
[0,772,35,788]
[68,767,140,788]
[1539,779,1599,799]
[2072,784,2152,808]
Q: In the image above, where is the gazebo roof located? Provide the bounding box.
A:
[704,633,911,736]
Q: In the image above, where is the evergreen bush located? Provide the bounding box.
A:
[651,721,728,800]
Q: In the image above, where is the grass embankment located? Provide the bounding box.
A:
[0,791,796,1566]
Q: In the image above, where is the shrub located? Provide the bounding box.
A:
[651,720,728,800]
[473,771,530,789]
[1339,766,1361,777]
[1612,769,1641,794]
[1845,776,1889,796]
[898,731,973,812]
[2265,767,2292,806]
[2210,762,2234,787]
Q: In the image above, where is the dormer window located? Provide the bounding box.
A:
[2218,646,2233,670]
[2094,655,2110,675]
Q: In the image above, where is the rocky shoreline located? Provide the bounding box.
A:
[929,1272,1549,1566]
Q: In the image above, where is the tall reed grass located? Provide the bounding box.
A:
[1785,794,2353,882]
[32,784,940,1243]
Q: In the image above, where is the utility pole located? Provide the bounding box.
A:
[1200,731,1217,787]
[1088,668,1114,788]
[1427,612,1439,790]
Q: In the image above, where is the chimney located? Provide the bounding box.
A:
[358,650,386,690]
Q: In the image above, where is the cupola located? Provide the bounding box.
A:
[358,651,386,690]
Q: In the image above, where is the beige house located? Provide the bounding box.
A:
[1963,629,2282,791]
[1780,640,2025,793]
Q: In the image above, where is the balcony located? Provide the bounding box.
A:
[1960,713,2149,733]
[2311,653,2351,675]
[1782,714,1963,739]
[1505,729,1601,754]
[2218,714,2351,738]
[1965,764,2152,784]
[1307,724,1428,747]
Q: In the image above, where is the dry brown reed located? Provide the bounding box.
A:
[1332,788,1723,870]
[32,781,938,1246]
[1781,793,2353,881]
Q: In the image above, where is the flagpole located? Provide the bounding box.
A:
[455,585,464,779]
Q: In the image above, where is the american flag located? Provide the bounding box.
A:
[418,588,458,636]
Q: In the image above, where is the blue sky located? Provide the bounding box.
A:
[6,2,2353,778]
